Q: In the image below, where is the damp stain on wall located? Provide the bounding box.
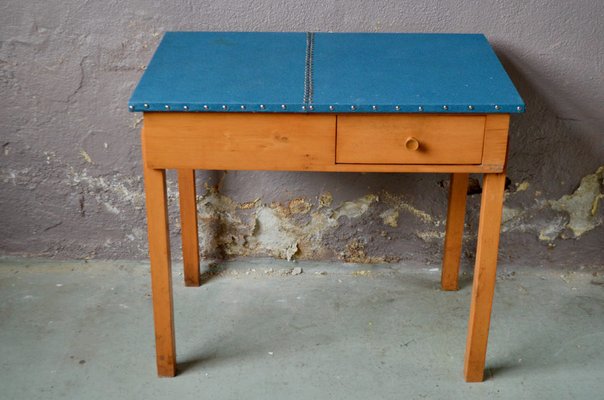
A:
[193,187,441,263]
[502,166,604,242]
[189,166,603,264]
[549,166,604,238]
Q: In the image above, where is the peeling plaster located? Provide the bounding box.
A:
[67,168,146,214]
[516,181,530,192]
[380,209,399,228]
[249,207,299,261]
[333,194,378,219]
[79,149,92,163]
[502,206,523,225]
[381,192,436,224]
[341,239,388,264]
[501,166,604,242]
[318,192,333,208]
[288,198,312,215]
[550,166,604,238]
[195,189,436,262]
[416,230,446,242]
[538,217,568,242]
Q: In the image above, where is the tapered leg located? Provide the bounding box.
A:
[441,173,469,291]
[464,173,506,382]
[178,169,200,287]
[143,166,176,377]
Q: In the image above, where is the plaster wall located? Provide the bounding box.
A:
[1,0,602,267]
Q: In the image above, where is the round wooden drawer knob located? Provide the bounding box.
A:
[405,137,420,151]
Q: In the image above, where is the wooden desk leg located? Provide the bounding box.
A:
[144,166,177,377]
[178,169,200,287]
[464,172,506,382]
[441,173,469,291]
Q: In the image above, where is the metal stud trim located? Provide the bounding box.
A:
[128,103,525,113]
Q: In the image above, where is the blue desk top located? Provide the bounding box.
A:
[129,32,524,114]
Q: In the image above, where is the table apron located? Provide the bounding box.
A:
[141,113,509,173]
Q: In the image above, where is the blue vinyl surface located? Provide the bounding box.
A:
[129,32,307,113]
[129,32,524,113]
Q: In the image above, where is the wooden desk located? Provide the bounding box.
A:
[129,32,524,382]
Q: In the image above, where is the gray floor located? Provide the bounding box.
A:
[1,257,603,400]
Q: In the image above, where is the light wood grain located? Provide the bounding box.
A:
[464,172,507,382]
[143,113,336,171]
[143,113,507,173]
[178,169,200,287]
[441,173,469,291]
[336,115,485,165]
[142,160,176,377]
[329,163,502,173]
[481,115,510,170]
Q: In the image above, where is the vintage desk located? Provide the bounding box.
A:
[129,32,524,382]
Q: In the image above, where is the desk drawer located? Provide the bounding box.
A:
[336,115,486,165]
[142,113,336,171]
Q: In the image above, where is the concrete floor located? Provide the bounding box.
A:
[1,257,603,400]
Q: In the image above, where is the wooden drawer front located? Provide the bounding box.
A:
[143,113,336,171]
[336,115,486,165]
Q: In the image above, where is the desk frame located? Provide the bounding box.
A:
[140,112,509,382]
